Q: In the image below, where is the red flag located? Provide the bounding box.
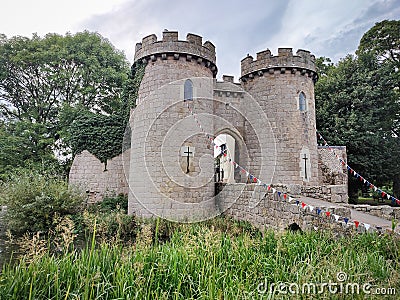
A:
[354,221,360,228]
[253,177,257,183]
[382,192,386,198]
[326,211,331,217]
[301,202,306,208]
[267,185,271,191]
[283,194,287,200]
[223,153,227,157]
[359,176,363,182]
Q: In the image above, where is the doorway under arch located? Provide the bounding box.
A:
[214,131,247,183]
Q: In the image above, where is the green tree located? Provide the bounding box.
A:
[0,31,133,174]
[358,20,400,68]
[358,19,400,197]
[316,53,399,200]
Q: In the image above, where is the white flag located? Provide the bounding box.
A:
[364,223,370,231]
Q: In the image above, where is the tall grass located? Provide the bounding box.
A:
[0,219,399,299]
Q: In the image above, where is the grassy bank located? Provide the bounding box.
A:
[0,218,399,299]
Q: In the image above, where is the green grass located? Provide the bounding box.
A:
[0,219,399,299]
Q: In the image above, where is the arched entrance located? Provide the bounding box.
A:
[214,130,248,184]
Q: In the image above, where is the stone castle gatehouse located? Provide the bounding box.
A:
[69,31,348,223]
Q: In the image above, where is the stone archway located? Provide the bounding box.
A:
[214,128,249,184]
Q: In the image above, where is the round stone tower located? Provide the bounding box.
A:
[240,48,319,186]
[128,31,218,220]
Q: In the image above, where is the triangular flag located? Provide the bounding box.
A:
[272,188,276,194]
[387,194,391,200]
[283,194,287,200]
[363,178,367,184]
[301,202,306,209]
[364,223,370,231]
[354,221,360,228]
[267,185,271,191]
[316,208,321,215]
[308,205,314,212]
[344,217,349,224]
[382,191,386,198]
[258,179,262,185]
[235,163,239,168]
[333,214,340,222]
[246,171,249,177]
[253,177,257,183]
[295,200,300,205]
[288,196,294,202]
[374,186,378,192]
[326,211,331,217]
[277,191,281,197]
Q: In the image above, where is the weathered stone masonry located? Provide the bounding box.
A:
[69,31,352,227]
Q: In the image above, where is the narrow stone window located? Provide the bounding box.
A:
[299,92,306,111]
[184,79,193,101]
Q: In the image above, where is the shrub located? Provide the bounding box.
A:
[0,170,84,234]
[97,193,128,213]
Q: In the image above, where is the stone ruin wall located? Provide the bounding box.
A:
[69,150,130,202]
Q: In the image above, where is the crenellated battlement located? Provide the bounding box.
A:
[134,31,217,76]
[241,48,317,82]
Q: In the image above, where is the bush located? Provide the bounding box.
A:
[97,193,128,213]
[0,170,84,234]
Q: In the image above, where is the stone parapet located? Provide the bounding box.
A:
[344,204,400,222]
[240,48,317,82]
[134,31,217,77]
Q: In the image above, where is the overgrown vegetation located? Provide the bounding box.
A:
[0,170,84,234]
[0,219,399,299]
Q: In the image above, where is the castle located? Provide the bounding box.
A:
[69,31,348,223]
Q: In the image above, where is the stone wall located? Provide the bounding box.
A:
[69,150,130,202]
[344,204,400,222]
[215,183,368,234]
[318,146,347,186]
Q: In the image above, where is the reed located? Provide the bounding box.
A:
[0,219,398,299]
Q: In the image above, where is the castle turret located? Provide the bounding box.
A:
[134,31,217,105]
[240,48,319,186]
[129,31,217,220]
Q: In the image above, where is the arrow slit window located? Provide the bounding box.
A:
[184,79,193,101]
[299,91,306,111]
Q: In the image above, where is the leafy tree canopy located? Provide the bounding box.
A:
[0,31,136,175]
[316,19,400,199]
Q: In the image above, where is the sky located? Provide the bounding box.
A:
[1,0,399,79]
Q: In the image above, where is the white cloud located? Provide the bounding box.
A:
[1,0,399,78]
